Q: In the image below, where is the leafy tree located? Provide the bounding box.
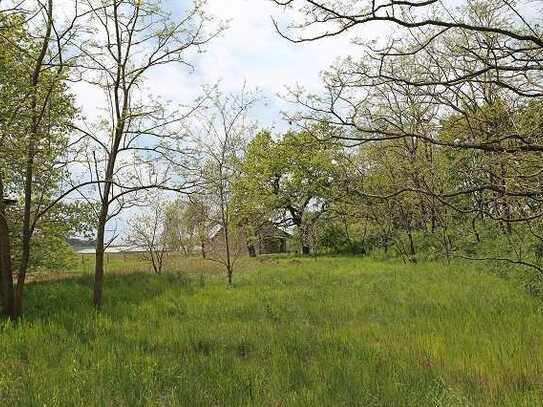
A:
[236,125,345,254]
[271,0,543,272]
[0,9,78,318]
[162,198,211,257]
[196,85,259,284]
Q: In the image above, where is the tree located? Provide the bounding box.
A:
[271,0,543,270]
[0,6,79,318]
[196,84,259,284]
[185,198,213,259]
[72,0,222,307]
[126,201,168,274]
[236,125,344,254]
[162,197,211,256]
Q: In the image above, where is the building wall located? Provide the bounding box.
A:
[208,226,289,257]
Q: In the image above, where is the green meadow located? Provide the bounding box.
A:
[1,256,542,406]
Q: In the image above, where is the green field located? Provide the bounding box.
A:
[1,256,542,406]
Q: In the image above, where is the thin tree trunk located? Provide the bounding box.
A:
[0,177,15,319]
[92,0,130,308]
[223,214,233,285]
[248,244,256,257]
[15,137,35,316]
[407,230,417,263]
[342,216,355,253]
[93,198,110,308]
[220,180,233,285]
[472,216,481,243]
[92,80,128,307]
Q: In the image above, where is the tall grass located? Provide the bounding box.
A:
[1,256,542,405]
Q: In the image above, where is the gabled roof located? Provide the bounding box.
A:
[208,224,223,240]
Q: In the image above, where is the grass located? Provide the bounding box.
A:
[1,256,542,406]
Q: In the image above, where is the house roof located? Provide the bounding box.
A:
[208,224,223,240]
[260,223,292,239]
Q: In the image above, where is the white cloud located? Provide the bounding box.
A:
[143,0,385,131]
[195,0,361,128]
[71,0,387,131]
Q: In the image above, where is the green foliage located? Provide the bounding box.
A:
[0,14,76,190]
[1,257,543,405]
[29,235,77,272]
[7,201,95,273]
[237,126,343,214]
[314,221,369,255]
[0,12,81,275]
[297,99,543,269]
[163,198,210,255]
[234,124,346,252]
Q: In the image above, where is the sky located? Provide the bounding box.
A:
[151,0,359,130]
[87,0,375,132]
[70,0,389,132]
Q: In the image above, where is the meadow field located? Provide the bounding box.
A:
[1,256,542,406]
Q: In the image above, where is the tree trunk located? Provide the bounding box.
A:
[223,223,233,285]
[343,217,355,254]
[93,200,109,308]
[219,178,233,285]
[294,216,310,256]
[407,231,417,264]
[91,0,132,307]
[248,245,256,257]
[472,217,481,243]
[13,0,55,318]
[0,180,15,318]
[15,135,36,318]
[92,97,126,306]
[227,265,233,285]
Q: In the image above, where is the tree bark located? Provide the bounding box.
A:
[407,231,417,263]
[248,245,256,257]
[0,177,15,319]
[222,201,233,285]
[93,201,109,308]
[15,136,35,316]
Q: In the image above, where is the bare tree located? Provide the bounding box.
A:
[126,200,168,274]
[70,0,223,307]
[196,84,260,285]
